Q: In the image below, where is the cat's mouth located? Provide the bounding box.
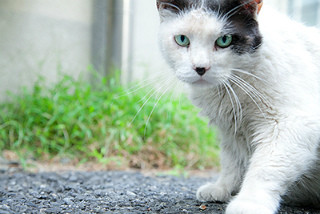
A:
[187,75,225,88]
[190,78,215,87]
[192,79,209,85]
[176,70,223,88]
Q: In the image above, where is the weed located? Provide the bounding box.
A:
[0,73,219,170]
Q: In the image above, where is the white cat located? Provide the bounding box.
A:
[156,0,320,213]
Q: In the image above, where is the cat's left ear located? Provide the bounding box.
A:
[243,0,263,16]
[157,0,187,21]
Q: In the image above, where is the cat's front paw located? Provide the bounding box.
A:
[196,183,231,202]
[226,198,275,214]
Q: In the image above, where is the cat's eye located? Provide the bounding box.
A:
[216,35,233,48]
[174,35,190,47]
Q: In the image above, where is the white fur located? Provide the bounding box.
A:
[159,5,320,214]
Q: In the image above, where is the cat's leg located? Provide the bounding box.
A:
[283,160,320,208]
[196,140,246,202]
[225,121,320,214]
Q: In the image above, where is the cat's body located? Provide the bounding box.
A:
[157,0,320,213]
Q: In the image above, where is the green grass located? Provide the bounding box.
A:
[0,72,220,170]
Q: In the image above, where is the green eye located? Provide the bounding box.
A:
[174,35,190,47]
[216,35,233,48]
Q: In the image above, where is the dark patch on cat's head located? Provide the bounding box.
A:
[156,0,261,16]
[157,0,263,54]
[207,0,263,54]
[218,0,263,54]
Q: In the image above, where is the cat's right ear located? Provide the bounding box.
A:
[156,0,185,21]
[241,0,263,16]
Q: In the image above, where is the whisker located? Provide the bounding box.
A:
[223,0,252,20]
[160,2,182,13]
[231,68,267,83]
[222,81,238,133]
[114,74,168,99]
[137,77,171,103]
[167,79,180,119]
[215,1,223,21]
[144,78,176,137]
[252,42,263,51]
[178,82,187,109]
[130,77,172,125]
[216,84,222,100]
[229,75,267,119]
[169,78,180,103]
[232,74,271,107]
[226,80,243,125]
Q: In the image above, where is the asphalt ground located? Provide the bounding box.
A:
[1,169,320,214]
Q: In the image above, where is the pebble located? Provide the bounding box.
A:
[63,197,74,205]
[126,190,136,197]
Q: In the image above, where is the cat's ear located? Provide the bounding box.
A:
[242,0,263,16]
[156,0,188,21]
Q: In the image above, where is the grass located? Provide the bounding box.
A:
[0,72,220,170]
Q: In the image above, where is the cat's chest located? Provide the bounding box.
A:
[189,86,258,153]
[189,86,256,134]
[191,87,237,121]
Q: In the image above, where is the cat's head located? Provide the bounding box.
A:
[157,0,263,89]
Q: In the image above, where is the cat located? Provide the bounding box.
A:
[156,0,320,214]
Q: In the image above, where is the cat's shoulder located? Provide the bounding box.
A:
[260,6,320,50]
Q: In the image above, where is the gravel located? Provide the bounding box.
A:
[1,170,320,214]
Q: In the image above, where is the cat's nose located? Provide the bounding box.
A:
[195,67,207,76]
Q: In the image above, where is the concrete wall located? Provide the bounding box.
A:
[0,0,93,100]
[130,0,170,82]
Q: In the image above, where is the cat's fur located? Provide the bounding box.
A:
[157,0,320,213]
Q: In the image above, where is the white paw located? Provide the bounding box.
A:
[226,198,275,214]
[196,183,231,202]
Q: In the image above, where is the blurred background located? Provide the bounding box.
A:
[1,0,320,100]
[1,0,320,172]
